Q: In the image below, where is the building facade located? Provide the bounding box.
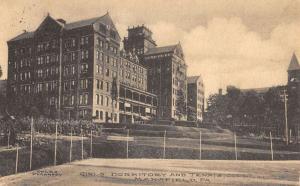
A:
[123,26,188,120]
[7,13,157,123]
[187,76,204,122]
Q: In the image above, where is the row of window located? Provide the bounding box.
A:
[120,59,145,74]
[120,70,145,85]
[12,82,60,95]
[63,80,76,91]
[144,53,172,60]
[13,47,33,56]
[96,51,118,66]
[63,50,89,62]
[36,81,58,93]
[95,64,117,78]
[37,55,59,65]
[95,94,114,107]
[14,71,31,81]
[62,93,90,106]
[37,40,59,52]
[95,110,117,122]
[95,38,118,54]
[36,67,59,78]
[96,79,111,92]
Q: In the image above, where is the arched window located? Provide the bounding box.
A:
[100,111,103,120]
[96,110,99,119]
[96,94,99,105]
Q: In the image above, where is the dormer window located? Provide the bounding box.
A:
[110,30,116,39]
[100,24,107,34]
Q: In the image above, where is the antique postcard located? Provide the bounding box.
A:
[0,0,300,185]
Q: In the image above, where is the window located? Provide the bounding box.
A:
[96,110,99,119]
[72,52,76,61]
[96,51,99,59]
[96,38,100,45]
[110,30,116,39]
[99,24,107,33]
[100,80,103,90]
[96,94,99,105]
[71,80,75,89]
[80,79,88,89]
[79,94,83,104]
[72,65,75,75]
[100,111,103,120]
[81,36,89,45]
[106,82,109,92]
[81,51,84,59]
[85,50,89,59]
[96,64,99,73]
[100,95,103,105]
[72,38,76,47]
[64,81,69,91]
[96,79,100,89]
[100,52,103,61]
[106,56,109,64]
[105,68,110,77]
[106,96,109,106]
[81,63,88,73]
[84,93,88,104]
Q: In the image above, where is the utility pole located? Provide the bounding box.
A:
[284,89,288,145]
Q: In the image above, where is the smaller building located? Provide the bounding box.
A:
[187,76,204,122]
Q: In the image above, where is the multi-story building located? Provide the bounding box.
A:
[123,26,188,120]
[187,76,204,122]
[7,13,157,123]
[118,51,157,123]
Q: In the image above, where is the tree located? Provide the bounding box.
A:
[187,105,197,121]
[0,65,2,78]
[205,93,229,125]
[264,87,285,135]
[111,77,118,122]
[175,88,187,120]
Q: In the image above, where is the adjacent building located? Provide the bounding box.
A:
[187,76,204,122]
[7,13,157,123]
[123,26,188,120]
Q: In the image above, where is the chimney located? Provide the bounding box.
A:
[218,88,222,95]
[57,19,66,25]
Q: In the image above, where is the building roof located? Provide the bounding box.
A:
[64,15,106,30]
[144,44,178,55]
[288,53,300,71]
[8,12,119,42]
[187,76,202,84]
[9,31,35,42]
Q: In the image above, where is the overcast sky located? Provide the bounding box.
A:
[1,0,300,96]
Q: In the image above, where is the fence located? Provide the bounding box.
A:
[0,118,300,177]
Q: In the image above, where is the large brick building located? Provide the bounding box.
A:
[7,13,205,123]
[7,13,157,123]
[123,26,188,120]
[187,76,204,122]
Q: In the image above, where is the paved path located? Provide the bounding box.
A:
[1,159,300,186]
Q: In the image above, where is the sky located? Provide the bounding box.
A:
[1,0,300,96]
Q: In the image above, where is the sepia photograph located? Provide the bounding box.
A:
[0,0,300,185]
